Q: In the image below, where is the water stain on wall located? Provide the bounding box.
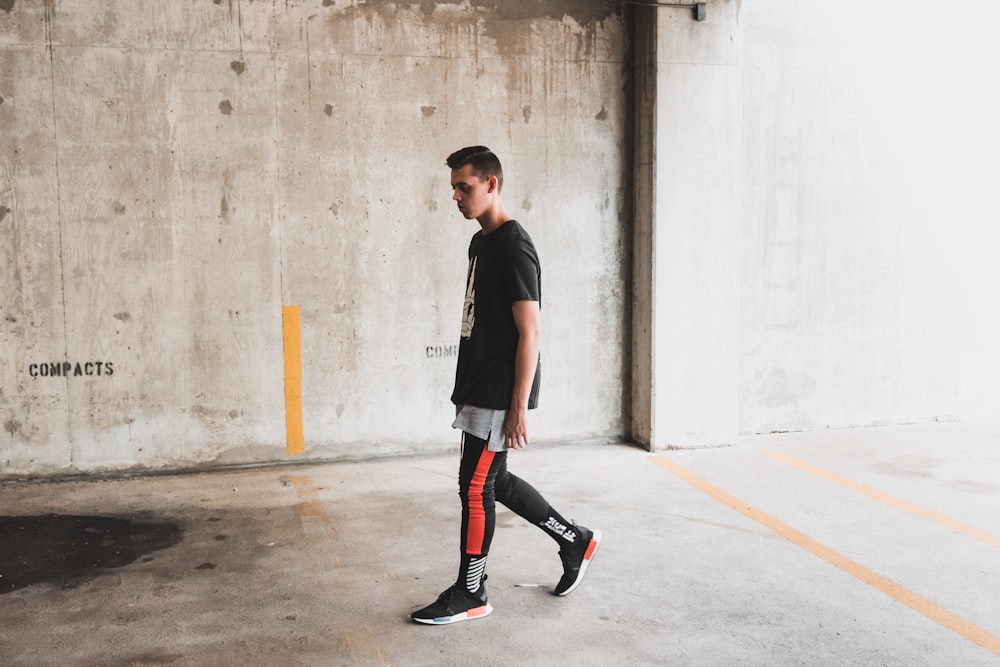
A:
[364,0,615,23]
[0,514,183,594]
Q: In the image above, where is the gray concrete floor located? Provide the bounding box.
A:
[1,422,999,666]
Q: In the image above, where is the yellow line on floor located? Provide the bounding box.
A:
[290,476,337,546]
[651,456,1000,657]
[764,451,1000,549]
[282,305,304,456]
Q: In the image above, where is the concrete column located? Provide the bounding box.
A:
[632,2,742,449]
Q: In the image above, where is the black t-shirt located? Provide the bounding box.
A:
[450,220,541,410]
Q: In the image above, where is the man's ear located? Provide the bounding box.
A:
[487,175,498,193]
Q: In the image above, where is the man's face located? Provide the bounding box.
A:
[450,164,492,220]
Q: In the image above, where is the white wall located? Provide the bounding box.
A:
[633,2,743,449]
[740,1,1000,432]
[633,0,999,449]
[0,1,629,478]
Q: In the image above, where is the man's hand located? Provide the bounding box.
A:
[506,300,540,450]
[503,405,529,449]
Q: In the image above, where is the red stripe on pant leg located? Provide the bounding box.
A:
[465,447,496,555]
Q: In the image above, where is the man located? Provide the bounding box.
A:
[411,146,601,625]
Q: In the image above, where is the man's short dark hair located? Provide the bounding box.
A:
[446,146,503,192]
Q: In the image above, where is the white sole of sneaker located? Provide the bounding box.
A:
[412,602,493,625]
[557,529,602,597]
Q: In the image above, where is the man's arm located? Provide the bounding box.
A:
[503,300,541,449]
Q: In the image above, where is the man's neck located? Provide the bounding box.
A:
[477,204,510,235]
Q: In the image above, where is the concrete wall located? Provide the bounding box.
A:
[5,0,998,476]
[739,1,1000,433]
[632,0,999,449]
[645,2,742,449]
[1,1,630,478]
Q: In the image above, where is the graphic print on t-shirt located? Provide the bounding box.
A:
[461,256,477,339]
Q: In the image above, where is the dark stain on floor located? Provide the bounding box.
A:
[0,514,183,594]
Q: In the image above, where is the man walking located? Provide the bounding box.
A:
[411,146,601,625]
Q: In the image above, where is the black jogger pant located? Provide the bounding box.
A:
[457,432,550,556]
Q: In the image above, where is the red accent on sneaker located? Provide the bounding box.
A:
[467,605,489,618]
[583,536,598,560]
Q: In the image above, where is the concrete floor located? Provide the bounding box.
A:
[1,422,998,666]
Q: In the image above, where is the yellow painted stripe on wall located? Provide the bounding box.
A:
[282,305,304,456]
[651,456,1000,657]
[764,451,1000,549]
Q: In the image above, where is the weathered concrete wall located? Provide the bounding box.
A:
[1,1,629,478]
[9,0,996,474]
[740,1,1000,432]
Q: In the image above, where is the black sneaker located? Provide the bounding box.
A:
[411,582,493,625]
[553,527,602,596]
